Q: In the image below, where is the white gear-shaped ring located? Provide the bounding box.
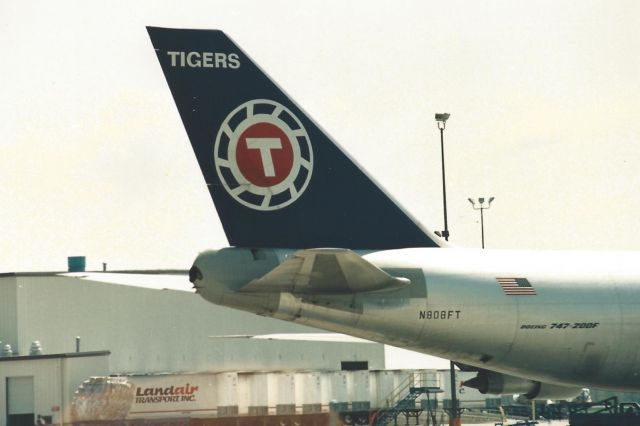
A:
[214,99,313,211]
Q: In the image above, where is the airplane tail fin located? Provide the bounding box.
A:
[147,27,441,249]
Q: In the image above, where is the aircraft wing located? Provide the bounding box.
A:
[239,248,409,294]
[60,271,192,292]
[208,332,374,343]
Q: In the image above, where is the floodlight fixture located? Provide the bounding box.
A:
[435,113,450,130]
[435,113,450,122]
[469,197,495,210]
[468,196,495,249]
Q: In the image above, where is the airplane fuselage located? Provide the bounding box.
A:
[149,27,640,396]
[194,247,640,392]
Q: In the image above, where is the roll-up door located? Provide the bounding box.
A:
[6,377,34,426]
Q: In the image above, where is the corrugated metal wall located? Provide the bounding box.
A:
[5,275,384,374]
[0,359,61,426]
[0,276,18,351]
[0,353,109,426]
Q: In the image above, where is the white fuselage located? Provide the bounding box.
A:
[194,247,640,391]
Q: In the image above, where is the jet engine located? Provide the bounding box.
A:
[463,371,582,400]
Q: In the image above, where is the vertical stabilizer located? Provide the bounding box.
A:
[147,27,441,249]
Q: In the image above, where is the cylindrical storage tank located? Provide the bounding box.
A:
[328,371,349,413]
[350,370,370,411]
[68,256,86,272]
[216,372,238,417]
[296,372,322,413]
[245,373,269,416]
[275,373,296,414]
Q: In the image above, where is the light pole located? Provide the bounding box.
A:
[435,113,459,426]
[435,113,450,241]
[468,197,495,249]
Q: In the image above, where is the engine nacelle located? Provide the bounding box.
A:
[463,371,582,400]
[527,382,585,401]
[189,247,292,315]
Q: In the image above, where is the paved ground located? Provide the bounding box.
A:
[465,420,568,426]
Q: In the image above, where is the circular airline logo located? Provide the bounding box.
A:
[214,99,313,211]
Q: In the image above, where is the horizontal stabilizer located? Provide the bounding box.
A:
[208,333,374,343]
[239,249,409,294]
[60,272,192,292]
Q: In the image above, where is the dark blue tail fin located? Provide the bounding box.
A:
[147,27,441,249]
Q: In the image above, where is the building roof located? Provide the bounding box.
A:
[0,350,110,362]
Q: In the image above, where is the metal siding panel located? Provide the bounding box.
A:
[275,373,294,405]
[237,374,249,414]
[36,359,63,425]
[17,276,82,356]
[0,355,111,426]
[2,359,62,424]
[216,372,238,407]
[64,354,109,399]
[328,372,348,403]
[0,277,18,352]
[12,275,384,374]
[247,373,268,408]
[297,372,321,405]
[351,370,369,401]
[15,277,35,356]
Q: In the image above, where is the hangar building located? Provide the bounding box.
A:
[0,270,390,426]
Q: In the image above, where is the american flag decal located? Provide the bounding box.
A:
[496,278,537,295]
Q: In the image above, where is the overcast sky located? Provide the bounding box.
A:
[1,0,639,272]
